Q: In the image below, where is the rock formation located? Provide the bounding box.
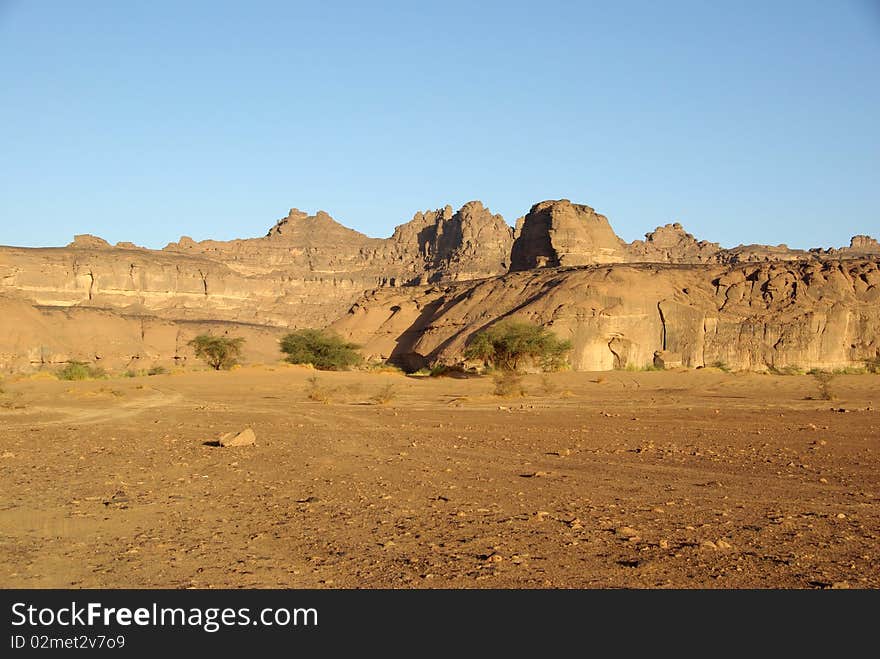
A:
[628,223,721,263]
[1,198,877,372]
[510,200,627,270]
[332,259,880,372]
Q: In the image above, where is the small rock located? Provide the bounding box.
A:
[701,540,718,550]
[615,526,639,539]
[218,428,256,447]
[716,539,733,550]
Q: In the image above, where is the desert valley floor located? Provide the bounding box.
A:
[1,366,877,589]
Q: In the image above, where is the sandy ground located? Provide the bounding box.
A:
[0,366,877,589]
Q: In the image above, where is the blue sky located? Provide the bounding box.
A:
[1,0,878,249]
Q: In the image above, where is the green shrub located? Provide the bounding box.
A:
[280,329,362,370]
[492,370,525,397]
[189,334,245,370]
[811,371,836,401]
[863,356,880,374]
[768,365,805,376]
[624,363,663,372]
[428,364,469,377]
[147,366,168,376]
[57,361,105,381]
[464,320,571,372]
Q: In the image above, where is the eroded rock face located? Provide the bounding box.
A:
[510,200,627,270]
[844,235,880,254]
[332,259,880,372]
[0,295,287,372]
[386,201,514,283]
[628,223,721,263]
[1,199,877,372]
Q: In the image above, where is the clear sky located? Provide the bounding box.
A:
[1,0,878,249]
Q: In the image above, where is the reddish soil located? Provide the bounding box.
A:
[1,367,877,588]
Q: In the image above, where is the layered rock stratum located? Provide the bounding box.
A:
[1,199,877,372]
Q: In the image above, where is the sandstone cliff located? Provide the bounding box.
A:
[332,258,880,372]
[510,199,627,270]
[0,203,513,370]
[1,198,877,372]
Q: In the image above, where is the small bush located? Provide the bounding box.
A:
[866,356,880,374]
[493,370,525,397]
[370,383,397,405]
[365,362,403,374]
[624,363,663,372]
[57,361,105,381]
[147,366,168,376]
[189,334,245,370]
[280,329,363,371]
[768,365,805,376]
[122,370,140,378]
[811,371,836,401]
[709,361,731,372]
[539,374,558,395]
[428,364,469,378]
[305,374,334,403]
[465,320,571,372]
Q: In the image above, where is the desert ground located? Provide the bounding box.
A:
[0,366,877,589]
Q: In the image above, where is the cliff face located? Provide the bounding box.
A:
[1,198,878,372]
[510,200,627,270]
[386,201,514,283]
[332,259,880,372]
[0,203,513,370]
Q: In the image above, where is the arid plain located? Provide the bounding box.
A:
[1,366,877,589]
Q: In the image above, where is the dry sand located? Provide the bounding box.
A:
[0,366,877,588]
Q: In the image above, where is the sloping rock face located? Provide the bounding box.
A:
[510,200,627,270]
[332,259,880,372]
[0,296,287,372]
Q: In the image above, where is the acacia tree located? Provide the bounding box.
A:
[280,329,363,370]
[188,334,245,370]
[464,320,571,372]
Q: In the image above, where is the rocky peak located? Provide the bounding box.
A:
[67,234,111,249]
[265,208,370,246]
[389,201,514,282]
[509,199,626,271]
[848,235,880,252]
[627,222,721,263]
[265,208,310,238]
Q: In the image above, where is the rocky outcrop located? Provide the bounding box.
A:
[0,295,287,372]
[385,201,514,283]
[510,200,627,270]
[1,198,877,373]
[628,223,721,263]
[332,259,880,372]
